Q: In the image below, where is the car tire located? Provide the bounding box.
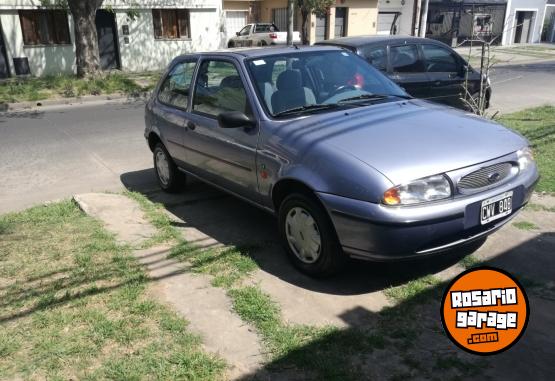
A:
[278,193,345,277]
[228,41,235,48]
[153,143,185,193]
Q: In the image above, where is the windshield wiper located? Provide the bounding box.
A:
[273,103,342,117]
[338,94,412,103]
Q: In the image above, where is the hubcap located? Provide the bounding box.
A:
[155,150,170,186]
[285,207,322,264]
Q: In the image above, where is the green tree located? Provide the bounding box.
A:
[296,0,334,44]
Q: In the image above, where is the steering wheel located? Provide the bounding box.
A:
[329,84,357,98]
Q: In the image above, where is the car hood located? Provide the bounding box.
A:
[274,100,527,186]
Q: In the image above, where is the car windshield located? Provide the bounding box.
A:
[246,50,408,117]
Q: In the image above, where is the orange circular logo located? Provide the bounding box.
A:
[441,267,529,355]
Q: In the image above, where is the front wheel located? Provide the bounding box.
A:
[278,193,345,277]
[153,143,185,193]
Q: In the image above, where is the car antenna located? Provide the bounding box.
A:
[293,44,299,49]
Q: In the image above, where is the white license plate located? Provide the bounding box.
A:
[480,191,513,225]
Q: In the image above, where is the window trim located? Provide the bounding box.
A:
[157,58,199,112]
[19,9,71,46]
[152,8,191,40]
[191,57,252,121]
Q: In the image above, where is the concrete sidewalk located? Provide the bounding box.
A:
[455,43,555,67]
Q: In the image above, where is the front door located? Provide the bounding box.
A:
[514,11,534,43]
[334,8,347,38]
[0,21,9,78]
[315,15,327,41]
[388,44,430,99]
[95,10,120,70]
[420,43,464,107]
[185,58,259,199]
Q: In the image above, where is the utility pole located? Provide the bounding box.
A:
[419,0,429,38]
[287,0,294,45]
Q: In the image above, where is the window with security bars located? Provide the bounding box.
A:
[152,9,190,39]
[19,10,70,45]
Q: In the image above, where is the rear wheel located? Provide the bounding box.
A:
[153,143,185,193]
[228,41,235,48]
[278,193,345,277]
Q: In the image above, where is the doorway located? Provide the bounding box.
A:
[0,20,9,78]
[513,11,535,43]
[334,8,347,38]
[315,15,328,41]
[95,10,120,70]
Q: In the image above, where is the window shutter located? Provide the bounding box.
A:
[20,11,39,45]
[177,9,189,38]
[53,11,70,44]
[162,10,177,38]
[152,9,162,38]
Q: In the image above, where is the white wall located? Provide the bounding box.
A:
[377,0,415,36]
[0,10,76,76]
[115,8,224,72]
[0,0,224,76]
[502,0,547,45]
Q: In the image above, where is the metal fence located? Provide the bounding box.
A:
[426,1,507,46]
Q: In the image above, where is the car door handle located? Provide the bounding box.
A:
[186,121,196,130]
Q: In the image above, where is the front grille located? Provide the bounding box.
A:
[458,162,514,190]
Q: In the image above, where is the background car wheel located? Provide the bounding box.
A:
[153,143,185,193]
[228,41,235,48]
[278,193,345,277]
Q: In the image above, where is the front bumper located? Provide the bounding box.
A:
[317,166,539,261]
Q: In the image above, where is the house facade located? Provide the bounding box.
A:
[0,0,223,77]
[222,0,379,44]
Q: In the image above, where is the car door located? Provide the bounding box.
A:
[237,25,252,47]
[150,59,198,165]
[420,43,466,107]
[184,58,259,200]
[387,44,430,99]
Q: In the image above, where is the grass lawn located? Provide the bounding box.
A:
[0,201,224,380]
[0,72,160,104]
[499,105,555,193]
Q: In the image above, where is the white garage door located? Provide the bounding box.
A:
[377,13,399,35]
[226,11,248,40]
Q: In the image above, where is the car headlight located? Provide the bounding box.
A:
[517,147,534,171]
[383,174,452,206]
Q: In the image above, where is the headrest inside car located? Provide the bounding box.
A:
[276,70,302,91]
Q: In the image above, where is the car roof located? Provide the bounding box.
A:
[316,35,435,48]
[174,45,344,60]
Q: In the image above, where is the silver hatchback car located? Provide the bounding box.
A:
[144,46,538,277]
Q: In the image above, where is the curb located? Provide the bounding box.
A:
[0,92,150,113]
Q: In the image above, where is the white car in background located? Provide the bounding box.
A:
[227,23,301,47]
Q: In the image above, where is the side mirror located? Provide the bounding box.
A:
[236,32,240,36]
[218,111,255,129]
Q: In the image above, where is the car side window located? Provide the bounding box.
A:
[192,60,250,118]
[421,44,459,73]
[360,45,387,72]
[390,44,424,73]
[255,24,272,33]
[239,26,250,36]
[158,61,197,109]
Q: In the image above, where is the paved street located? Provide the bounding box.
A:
[1,59,554,214]
[0,100,152,214]
[489,59,555,114]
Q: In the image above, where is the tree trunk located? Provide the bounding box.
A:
[301,9,309,45]
[68,0,103,77]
